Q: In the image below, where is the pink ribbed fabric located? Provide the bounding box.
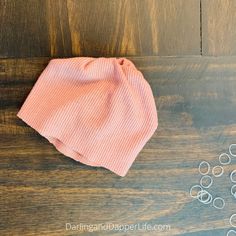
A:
[17,57,158,176]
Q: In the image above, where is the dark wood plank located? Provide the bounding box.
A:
[66,0,201,56]
[0,0,200,58]
[0,0,50,58]
[202,0,236,56]
[153,0,200,56]
[1,56,236,235]
[45,0,72,57]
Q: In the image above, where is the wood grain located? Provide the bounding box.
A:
[202,0,236,56]
[66,0,200,56]
[1,56,236,235]
[0,0,50,58]
[46,0,73,57]
[0,0,200,58]
[2,1,236,235]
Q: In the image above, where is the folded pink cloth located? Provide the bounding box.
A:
[17,57,158,176]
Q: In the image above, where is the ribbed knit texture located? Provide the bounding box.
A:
[17,57,158,176]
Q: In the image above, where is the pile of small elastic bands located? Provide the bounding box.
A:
[189,144,236,236]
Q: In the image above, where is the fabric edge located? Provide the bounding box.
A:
[16,112,129,177]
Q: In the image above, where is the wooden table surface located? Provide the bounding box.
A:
[1,1,236,236]
[1,56,236,236]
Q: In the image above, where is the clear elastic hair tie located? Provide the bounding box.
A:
[229,144,236,157]
[227,229,236,236]
[190,185,203,199]
[219,153,231,165]
[212,197,225,209]
[230,170,236,183]
[231,185,236,198]
[230,214,236,227]
[212,165,224,177]
[199,161,210,175]
[200,175,213,189]
[197,190,212,204]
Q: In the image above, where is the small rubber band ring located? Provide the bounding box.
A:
[230,170,236,183]
[197,190,212,204]
[202,193,212,205]
[231,185,236,198]
[227,229,236,236]
[219,153,231,165]
[212,165,224,177]
[200,175,213,189]
[213,197,225,209]
[199,161,210,175]
[197,190,208,202]
[229,144,236,157]
[226,229,236,236]
[230,214,236,227]
[189,185,203,199]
